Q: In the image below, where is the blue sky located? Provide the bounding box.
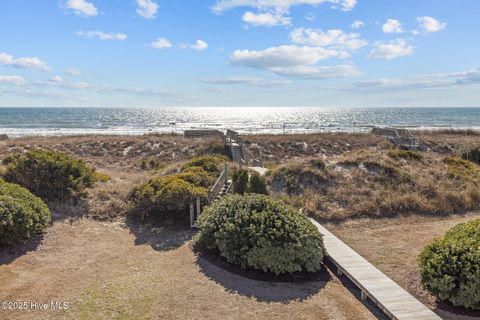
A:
[0,0,479,107]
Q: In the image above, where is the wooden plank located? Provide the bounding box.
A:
[310,219,441,320]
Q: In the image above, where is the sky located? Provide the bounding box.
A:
[0,0,479,108]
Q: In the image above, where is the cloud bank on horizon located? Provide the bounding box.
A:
[0,0,478,107]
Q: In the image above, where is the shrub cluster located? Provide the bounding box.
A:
[419,219,480,310]
[232,168,248,194]
[248,172,268,194]
[130,156,225,222]
[182,156,226,175]
[2,149,98,201]
[195,194,325,275]
[0,181,51,247]
[461,145,480,165]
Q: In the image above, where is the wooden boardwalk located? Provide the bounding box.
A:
[310,219,441,320]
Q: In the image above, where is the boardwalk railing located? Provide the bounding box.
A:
[208,163,228,204]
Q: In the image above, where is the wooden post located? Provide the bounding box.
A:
[360,290,367,300]
[190,202,194,227]
[196,197,201,217]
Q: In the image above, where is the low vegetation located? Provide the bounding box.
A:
[268,150,480,220]
[195,194,325,275]
[2,149,99,201]
[130,156,225,223]
[387,149,422,161]
[419,219,480,310]
[232,168,248,194]
[460,145,480,165]
[0,180,51,246]
[248,172,268,194]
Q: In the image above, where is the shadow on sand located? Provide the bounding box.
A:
[0,235,44,265]
[126,214,195,252]
[196,252,330,303]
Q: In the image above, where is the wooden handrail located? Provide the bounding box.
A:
[208,163,228,204]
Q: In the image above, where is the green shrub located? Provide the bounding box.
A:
[2,149,98,201]
[0,181,51,246]
[182,156,225,175]
[130,176,207,222]
[387,149,422,161]
[444,156,480,183]
[232,168,248,195]
[140,158,164,170]
[195,194,325,275]
[248,172,268,194]
[177,167,215,188]
[461,146,480,165]
[419,219,480,310]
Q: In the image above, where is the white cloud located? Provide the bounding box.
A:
[351,68,480,92]
[212,0,357,14]
[64,0,98,17]
[242,11,291,26]
[231,45,359,78]
[184,40,208,51]
[199,76,290,87]
[271,64,360,78]
[289,28,367,50]
[351,20,364,29]
[150,38,172,49]
[49,75,64,84]
[368,39,413,60]
[0,75,26,86]
[341,0,357,11]
[382,19,404,33]
[417,16,446,33]
[76,31,127,41]
[0,52,51,72]
[136,0,159,19]
[65,68,83,76]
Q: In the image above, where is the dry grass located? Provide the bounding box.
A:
[268,147,480,221]
[0,219,376,320]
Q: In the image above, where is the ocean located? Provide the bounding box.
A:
[1,107,480,137]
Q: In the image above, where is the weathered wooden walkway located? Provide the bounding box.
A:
[310,219,441,320]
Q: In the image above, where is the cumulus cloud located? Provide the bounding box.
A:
[231,45,359,78]
[340,0,357,11]
[0,75,26,86]
[289,28,367,50]
[136,0,159,19]
[351,20,364,29]
[368,39,413,60]
[0,52,51,72]
[181,40,208,51]
[64,0,98,17]
[242,11,291,26]
[382,19,404,33]
[150,38,172,49]
[199,76,290,87]
[76,31,127,41]
[417,16,446,33]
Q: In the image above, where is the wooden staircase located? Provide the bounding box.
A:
[190,164,232,228]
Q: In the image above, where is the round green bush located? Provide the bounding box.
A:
[130,175,207,222]
[419,219,480,310]
[195,194,325,275]
[0,181,51,246]
[3,149,98,201]
[181,156,225,175]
